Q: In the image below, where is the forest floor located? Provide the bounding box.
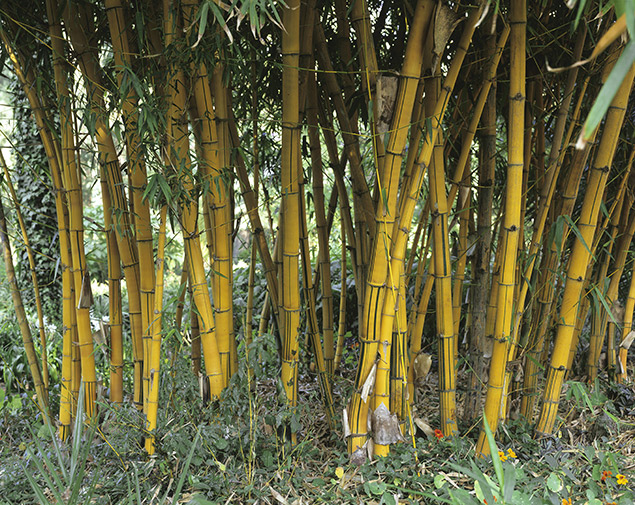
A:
[1,351,634,505]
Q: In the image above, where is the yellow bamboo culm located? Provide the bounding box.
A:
[210,68,237,384]
[520,80,593,419]
[412,5,482,437]
[619,260,635,382]
[501,21,586,423]
[10,3,74,435]
[476,0,526,456]
[428,121,458,438]
[146,205,168,454]
[100,174,124,404]
[535,51,635,438]
[164,0,224,400]
[279,0,302,443]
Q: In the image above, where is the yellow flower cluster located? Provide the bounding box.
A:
[601,470,628,486]
[616,473,628,486]
[498,448,517,462]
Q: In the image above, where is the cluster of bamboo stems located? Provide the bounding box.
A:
[0,0,633,461]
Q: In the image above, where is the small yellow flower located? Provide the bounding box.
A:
[498,450,508,462]
[506,448,517,459]
[561,498,571,505]
[616,474,628,486]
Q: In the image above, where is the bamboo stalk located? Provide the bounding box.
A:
[476,0,526,455]
[520,80,594,419]
[0,194,48,414]
[307,75,336,376]
[105,0,156,405]
[279,0,302,442]
[145,205,168,454]
[334,216,348,372]
[5,12,75,434]
[100,171,123,404]
[464,16,499,422]
[163,0,224,400]
[210,67,237,384]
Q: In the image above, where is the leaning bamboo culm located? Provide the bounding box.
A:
[535,47,635,438]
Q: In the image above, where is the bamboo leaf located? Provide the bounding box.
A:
[24,446,65,504]
[24,469,56,505]
[550,215,565,257]
[569,0,588,29]
[448,461,496,505]
[169,432,201,505]
[563,215,592,256]
[482,412,504,489]
[582,40,635,141]
[381,187,389,215]
[591,284,621,326]
[193,2,210,48]
[210,1,233,44]
[250,2,258,38]
[502,463,516,502]
[135,11,145,47]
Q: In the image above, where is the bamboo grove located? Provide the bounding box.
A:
[0,0,634,461]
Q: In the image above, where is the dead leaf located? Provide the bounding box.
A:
[414,353,432,383]
[361,362,377,403]
[350,445,367,466]
[413,417,435,437]
[270,486,289,505]
[342,407,351,438]
[620,331,635,350]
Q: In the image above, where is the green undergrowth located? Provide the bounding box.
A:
[0,353,633,505]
